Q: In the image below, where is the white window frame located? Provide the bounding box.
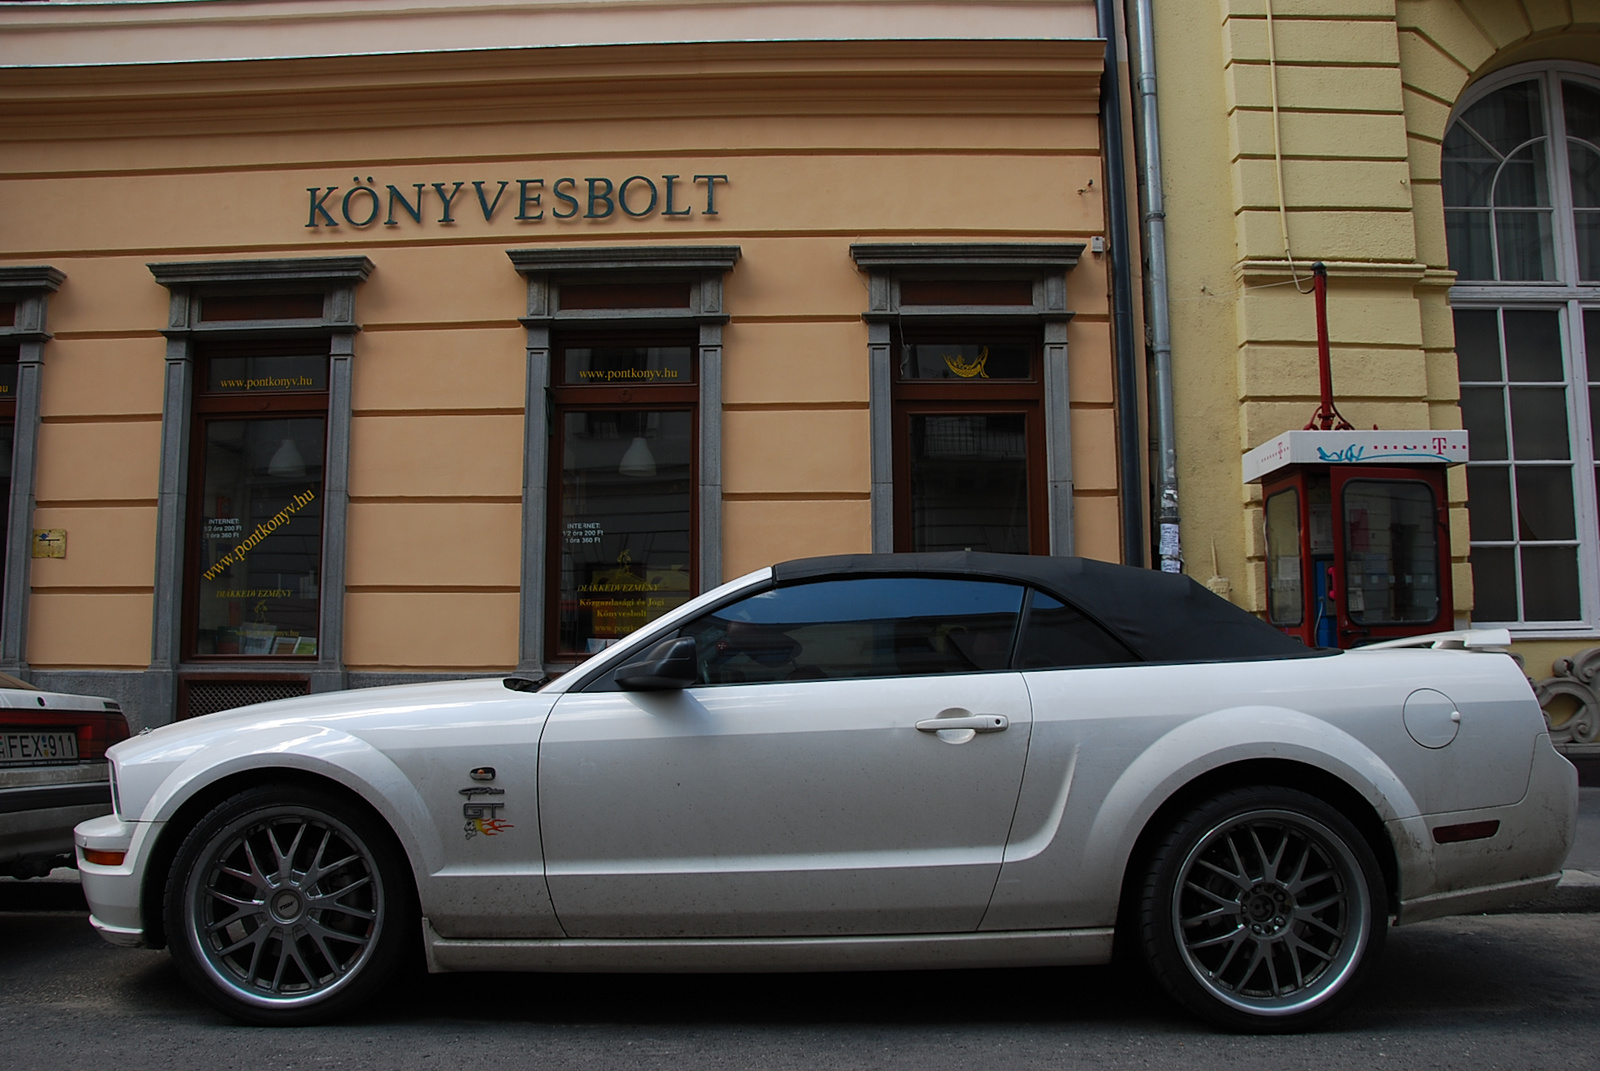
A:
[1450,62,1600,637]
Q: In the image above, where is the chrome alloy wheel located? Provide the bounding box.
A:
[1171,808,1371,1018]
[183,806,385,1009]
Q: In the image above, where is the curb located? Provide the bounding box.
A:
[1483,869,1600,915]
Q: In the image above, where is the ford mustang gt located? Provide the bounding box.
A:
[75,553,1578,1031]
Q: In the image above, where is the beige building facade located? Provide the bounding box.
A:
[1150,1,1600,758]
[0,0,1136,727]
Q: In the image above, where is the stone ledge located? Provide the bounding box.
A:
[1234,258,1450,285]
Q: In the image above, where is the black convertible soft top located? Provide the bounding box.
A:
[772,552,1327,663]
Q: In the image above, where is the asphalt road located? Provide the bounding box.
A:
[3,884,1598,1071]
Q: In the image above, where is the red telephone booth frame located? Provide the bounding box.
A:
[1261,464,1453,649]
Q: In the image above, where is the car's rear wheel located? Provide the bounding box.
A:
[1138,786,1386,1033]
[163,784,412,1025]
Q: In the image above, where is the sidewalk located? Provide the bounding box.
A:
[1507,785,1600,914]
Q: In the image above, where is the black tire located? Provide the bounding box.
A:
[1137,786,1387,1033]
[163,784,414,1025]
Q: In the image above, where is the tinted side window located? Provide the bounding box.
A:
[681,577,1025,684]
[1015,592,1138,668]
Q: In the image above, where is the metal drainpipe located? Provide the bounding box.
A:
[1127,0,1182,573]
[1095,0,1148,568]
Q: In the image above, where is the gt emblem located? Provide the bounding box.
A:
[463,800,513,839]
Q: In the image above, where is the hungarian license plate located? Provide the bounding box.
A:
[0,729,79,765]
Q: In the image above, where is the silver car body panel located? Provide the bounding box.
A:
[420,918,1114,973]
[983,649,1550,931]
[540,672,1033,937]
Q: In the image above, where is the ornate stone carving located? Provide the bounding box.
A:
[1533,647,1600,745]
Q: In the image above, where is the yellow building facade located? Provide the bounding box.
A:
[1151,1,1600,760]
[0,0,1135,727]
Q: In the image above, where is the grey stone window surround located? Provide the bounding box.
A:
[507,245,741,673]
[147,257,374,723]
[848,243,1085,555]
[0,267,65,676]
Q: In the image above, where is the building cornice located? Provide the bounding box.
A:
[0,0,1099,69]
[0,37,1106,138]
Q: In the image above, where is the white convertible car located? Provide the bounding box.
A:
[76,554,1578,1031]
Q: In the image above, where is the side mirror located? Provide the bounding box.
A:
[615,636,698,691]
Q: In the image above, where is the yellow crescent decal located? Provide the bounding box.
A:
[943,347,990,379]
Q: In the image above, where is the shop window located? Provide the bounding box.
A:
[150,257,371,718]
[850,245,1084,555]
[508,246,741,671]
[550,339,697,657]
[187,339,329,659]
[893,330,1046,553]
[1446,65,1600,630]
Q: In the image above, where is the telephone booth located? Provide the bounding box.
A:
[1243,429,1469,649]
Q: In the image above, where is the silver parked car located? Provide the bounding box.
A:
[1,672,128,879]
[76,554,1577,1031]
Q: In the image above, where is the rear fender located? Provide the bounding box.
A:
[1082,705,1416,912]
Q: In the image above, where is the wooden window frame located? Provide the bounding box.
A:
[149,256,371,722]
[890,326,1050,554]
[849,244,1084,555]
[546,331,700,663]
[182,339,332,663]
[507,245,740,674]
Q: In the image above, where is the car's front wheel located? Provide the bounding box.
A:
[164,784,413,1025]
[1138,786,1386,1033]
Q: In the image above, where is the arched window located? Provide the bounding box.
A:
[1446,65,1600,631]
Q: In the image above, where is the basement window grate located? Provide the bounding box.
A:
[184,679,308,720]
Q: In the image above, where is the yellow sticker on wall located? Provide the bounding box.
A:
[32,529,65,558]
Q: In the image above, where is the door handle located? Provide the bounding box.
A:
[915,714,1009,733]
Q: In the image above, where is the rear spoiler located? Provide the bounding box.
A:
[1359,628,1513,652]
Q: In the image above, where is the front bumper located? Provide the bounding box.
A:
[74,812,159,948]
[1392,733,1580,925]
